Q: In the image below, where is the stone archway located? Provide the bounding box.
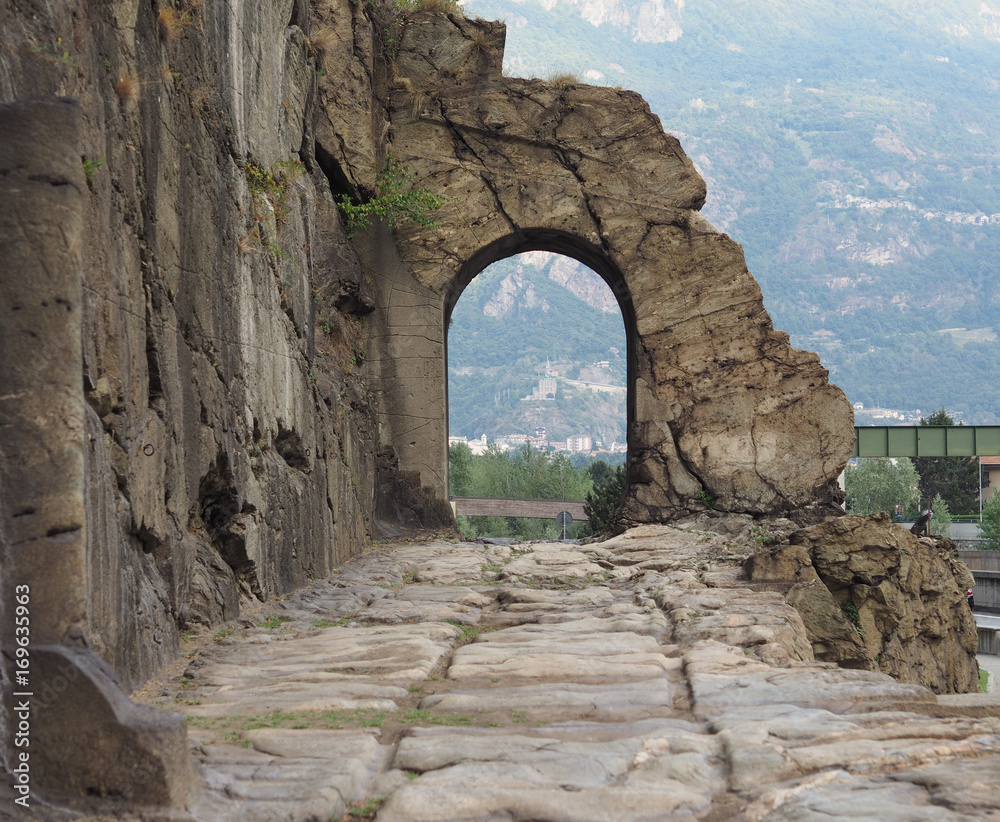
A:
[340,12,854,526]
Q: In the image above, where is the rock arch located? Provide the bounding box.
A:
[330,11,854,525]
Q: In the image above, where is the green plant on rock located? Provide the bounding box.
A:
[336,153,446,238]
[245,156,306,227]
[347,796,387,818]
[82,157,105,180]
[31,37,73,65]
[841,598,863,637]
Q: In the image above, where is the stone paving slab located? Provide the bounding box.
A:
[124,524,1000,822]
[419,677,674,720]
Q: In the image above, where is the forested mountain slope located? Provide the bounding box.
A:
[462,0,1000,422]
[448,254,626,444]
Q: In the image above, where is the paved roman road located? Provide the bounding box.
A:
[137,523,1000,821]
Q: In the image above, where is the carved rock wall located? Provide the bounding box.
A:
[314,9,855,524]
[0,0,378,693]
[1,0,855,701]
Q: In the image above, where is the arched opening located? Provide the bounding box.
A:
[445,232,638,539]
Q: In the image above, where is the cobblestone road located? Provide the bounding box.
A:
[136,524,1000,821]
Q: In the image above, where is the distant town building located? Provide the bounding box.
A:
[497,433,529,449]
[983,457,1000,503]
[449,434,490,455]
[567,435,592,454]
[523,377,557,401]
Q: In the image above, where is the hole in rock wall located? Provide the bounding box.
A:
[274,424,311,472]
[314,140,355,202]
[447,251,627,540]
[197,454,262,599]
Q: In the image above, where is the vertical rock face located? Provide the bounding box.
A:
[0,0,378,692]
[747,514,980,694]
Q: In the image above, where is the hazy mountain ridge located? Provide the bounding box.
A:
[463,0,1000,422]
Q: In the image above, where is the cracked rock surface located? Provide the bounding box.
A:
[126,525,999,821]
[314,2,855,522]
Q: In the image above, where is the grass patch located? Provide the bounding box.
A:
[399,709,472,726]
[185,706,479,737]
[445,619,493,643]
[980,668,990,693]
[547,71,579,89]
[186,708,389,733]
[481,562,505,578]
[256,615,294,629]
[347,795,386,818]
[311,618,337,628]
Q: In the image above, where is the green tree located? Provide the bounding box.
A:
[844,458,920,517]
[929,493,952,537]
[913,409,982,515]
[981,493,1000,552]
[450,445,594,539]
[448,443,474,496]
[584,463,625,534]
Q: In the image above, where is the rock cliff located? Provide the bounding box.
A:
[314,6,855,522]
[0,0,379,694]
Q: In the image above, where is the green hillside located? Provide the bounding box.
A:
[462,0,1000,422]
[448,255,626,443]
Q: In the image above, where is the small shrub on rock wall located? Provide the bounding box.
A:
[245,157,305,227]
[336,154,445,237]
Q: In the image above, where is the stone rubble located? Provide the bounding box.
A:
[119,524,1000,822]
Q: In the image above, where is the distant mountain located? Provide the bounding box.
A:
[448,254,627,444]
[462,0,1000,423]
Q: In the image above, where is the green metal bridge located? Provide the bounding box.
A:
[853,426,1000,458]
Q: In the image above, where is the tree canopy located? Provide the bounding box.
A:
[981,493,1000,552]
[844,458,920,518]
[448,444,597,539]
[913,409,983,515]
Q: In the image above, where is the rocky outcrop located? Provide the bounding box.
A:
[313,7,855,523]
[746,514,980,694]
